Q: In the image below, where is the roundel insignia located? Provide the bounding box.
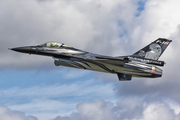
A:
[138,50,145,57]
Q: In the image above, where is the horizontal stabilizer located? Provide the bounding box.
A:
[117,73,132,81]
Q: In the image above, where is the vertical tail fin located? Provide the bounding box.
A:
[132,38,172,60]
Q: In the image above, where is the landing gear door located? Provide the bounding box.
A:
[117,73,132,81]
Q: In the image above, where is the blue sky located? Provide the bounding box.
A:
[1,0,180,120]
[0,67,117,119]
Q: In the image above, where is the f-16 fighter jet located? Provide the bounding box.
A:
[9,38,172,81]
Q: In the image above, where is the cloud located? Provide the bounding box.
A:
[53,98,180,120]
[140,102,177,120]
[110,0,180,105]
[0,105,37,120]
[1,0,180,120]
[9,99,74,120]
[53,99,114,120]
[0,78,115,120]
[1,0,139,69]
[1,97,179,120]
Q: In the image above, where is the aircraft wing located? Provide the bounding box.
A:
[53,52,129,66]
[93,56,126,66]
[72,54,128,66]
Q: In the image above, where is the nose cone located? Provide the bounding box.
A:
[10,46,32,53]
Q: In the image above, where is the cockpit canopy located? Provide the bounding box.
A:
[38,42,71,48]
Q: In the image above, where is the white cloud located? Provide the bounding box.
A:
[0,79,115,120]
[53,98,180,120]
[0,105,37,120]
[1,0,180,120]
[2,97,180,120]
[168,101,180,115]
[9,99,75,120]
[1,0,139,68]
[76,99,114,120]
[129,0,180,46]
[54,99,114,120]
[140,102,176,120]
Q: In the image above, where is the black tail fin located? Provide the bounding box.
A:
[132,38,172,60]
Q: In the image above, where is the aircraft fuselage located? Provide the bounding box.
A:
[10,43,163,80]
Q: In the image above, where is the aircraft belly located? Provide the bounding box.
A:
[118,68,151,76]
[54,58,120,73]
[120,62,162,78]
[54,58,159,78]
[54,59,81,68]
[89,61,154,77]
[86,62,152,77]
[93,61,152,77]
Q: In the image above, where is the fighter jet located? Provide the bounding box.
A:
[9,38,172,81]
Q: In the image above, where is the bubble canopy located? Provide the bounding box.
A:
[38,42,71,48]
